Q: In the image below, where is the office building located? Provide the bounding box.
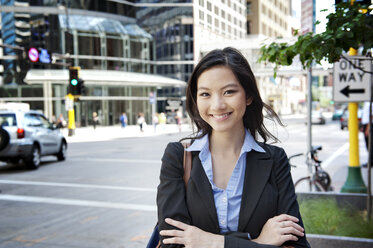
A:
[246,0,291,37]
[0,0,186,126]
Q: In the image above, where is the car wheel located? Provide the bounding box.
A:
[25,145,41,169]
[0,128,10,151]
[56,141,67,161]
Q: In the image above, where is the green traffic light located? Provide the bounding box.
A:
[71,79,78,86]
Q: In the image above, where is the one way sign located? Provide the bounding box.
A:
[333,56,372,102]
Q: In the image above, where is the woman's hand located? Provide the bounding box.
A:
[252,214,304,246]
[159,218,224,248]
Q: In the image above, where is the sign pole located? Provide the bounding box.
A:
[341,47,367,193]
[66,93,76,137]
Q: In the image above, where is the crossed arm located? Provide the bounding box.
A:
[160,214,304,248]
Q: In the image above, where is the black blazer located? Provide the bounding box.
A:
[157,142,310,248]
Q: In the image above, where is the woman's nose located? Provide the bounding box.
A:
[211,95,226,110]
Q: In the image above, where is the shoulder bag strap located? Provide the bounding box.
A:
[155,143,192,248]
[182,142,192,188]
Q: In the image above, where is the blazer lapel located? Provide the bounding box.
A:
[190,154,219,226]
[238,149,273,231]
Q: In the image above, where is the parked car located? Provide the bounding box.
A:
[0,109,67,169]
[340,108,363,130]
[311,111,326,125]
[332,109,345,120]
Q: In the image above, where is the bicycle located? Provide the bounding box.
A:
[288,145,333,192]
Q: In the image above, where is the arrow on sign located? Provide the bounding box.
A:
[340,85,365,97]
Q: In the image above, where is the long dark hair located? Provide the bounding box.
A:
[182,47,283,143]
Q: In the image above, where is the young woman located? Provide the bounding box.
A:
[157,47,310,248]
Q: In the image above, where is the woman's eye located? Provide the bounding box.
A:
[224,90,236,95]
[199,92,210,97]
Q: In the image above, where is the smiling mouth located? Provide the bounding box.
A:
[210,112,232,120]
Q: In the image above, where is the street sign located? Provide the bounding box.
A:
[333,56,372,102]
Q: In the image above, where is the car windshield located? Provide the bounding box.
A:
[0,114,17,127]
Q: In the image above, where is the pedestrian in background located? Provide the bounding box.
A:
[361,101,373,168]
[137,112,146,132]
[92,112,98,129]
[176,109,183,132]
[159,112,167,131]
[153,112,159,133]
[120,112,128,128]
[57,114,66,128]
[157,47,309,247]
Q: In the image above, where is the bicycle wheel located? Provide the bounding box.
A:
[294,177,313,192]
[318,171,331,190]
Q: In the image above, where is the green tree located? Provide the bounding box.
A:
[258,2,373,76]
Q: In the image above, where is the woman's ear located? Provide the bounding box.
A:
[246,97,253,106]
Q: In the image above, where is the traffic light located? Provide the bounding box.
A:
[77,78,85,95]
[68,67,79,95]
[68,66,83,95]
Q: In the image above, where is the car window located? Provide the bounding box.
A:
[37,114,51,129]
[0,114,17,127]
[24,114,42,127]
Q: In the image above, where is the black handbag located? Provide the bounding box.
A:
[146,143,192,248]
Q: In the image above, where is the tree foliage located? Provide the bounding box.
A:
[258,3,373,75]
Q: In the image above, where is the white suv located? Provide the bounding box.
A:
[0,110,67,169]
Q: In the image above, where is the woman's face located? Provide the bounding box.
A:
[196,66,251,134]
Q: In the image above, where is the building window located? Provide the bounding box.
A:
[207,14,212,24]
[262,23,266,35]
[215,18,219,28]
[207,1,212,11]
[215,6,219,15]
[221,10,225,18]
[234,17,237,25]
[222,22,226,31]
[228,13,231,22]
[199,0,204,7]
[262,4,266,15]
[199,10,204,20]
[246,20,251,34]
[268,9,272,19]
[228,25,231,33]
[233,3,236,11]
[246,2,251,15]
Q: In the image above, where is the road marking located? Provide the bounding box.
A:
[69,157,161,164]
[323,142,349,169]
[0,179,157,192]
[0,194,157,212]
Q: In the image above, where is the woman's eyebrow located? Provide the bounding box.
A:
[221,83,239,89]
[197,86,210,91]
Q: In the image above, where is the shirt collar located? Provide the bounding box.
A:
[186,130,266,154]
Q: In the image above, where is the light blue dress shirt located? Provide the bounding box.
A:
[186,130,266,235]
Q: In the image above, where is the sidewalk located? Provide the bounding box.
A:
[324,134,373,193]
[63,124,192,143]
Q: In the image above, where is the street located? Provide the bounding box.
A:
[0,117,371,248]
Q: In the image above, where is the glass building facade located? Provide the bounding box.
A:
[0,0,186,126]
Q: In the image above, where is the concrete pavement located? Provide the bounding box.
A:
[63,123,192,143]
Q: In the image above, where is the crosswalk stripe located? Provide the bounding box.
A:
[0,179,157,192]
[0,194,157,212]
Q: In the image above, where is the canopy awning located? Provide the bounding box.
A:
[58,14,152,39]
